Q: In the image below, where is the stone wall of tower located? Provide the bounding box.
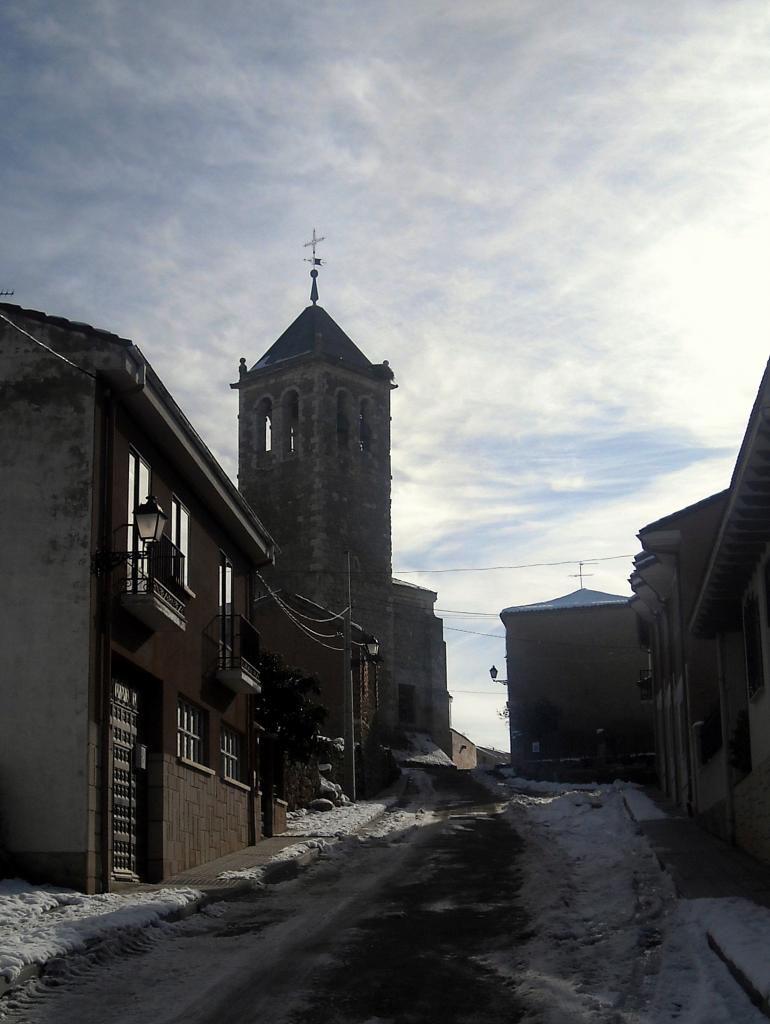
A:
[236,354,397,735]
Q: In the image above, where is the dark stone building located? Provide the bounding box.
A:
[232,300,399,734]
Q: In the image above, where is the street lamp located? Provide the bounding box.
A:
[133,495,167,543]
[92,495,168,575]
[365,636,380,659]
[490,665,507,684]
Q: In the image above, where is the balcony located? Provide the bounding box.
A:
[215,614,261,694]
[119,537,187,632]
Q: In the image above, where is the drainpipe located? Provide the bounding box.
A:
[716,634,736,844]
[97,364,146,892]
[97,387,115,892]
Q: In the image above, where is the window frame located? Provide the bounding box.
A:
[127,448,151,560]
[220,724,244,783]
[170,496,190,587]
[177,697,206,765]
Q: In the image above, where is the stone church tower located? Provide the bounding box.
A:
[232,276,398,732]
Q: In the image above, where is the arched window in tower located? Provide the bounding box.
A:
[257,397,273,454]
[359,398,371,452]
[284,390,300,455]
[336,390,350,447]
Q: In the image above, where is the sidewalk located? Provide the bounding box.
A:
[628,788,770,1016]
[112,834,327,902]
[0,784,407,999]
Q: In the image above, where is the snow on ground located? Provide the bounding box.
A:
[622,785,670,822]
[483,769,770,1023]
[391,731,454,767]
[285,796,395,838]
[0,881,198,989]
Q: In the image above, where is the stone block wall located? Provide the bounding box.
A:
[734,753,770,866]
[148,754,250,879]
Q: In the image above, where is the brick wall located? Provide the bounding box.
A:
[148,754,251,879]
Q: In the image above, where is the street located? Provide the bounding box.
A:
[3,767,766,1024]
[3,770,527,1024]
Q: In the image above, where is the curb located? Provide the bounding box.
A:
[707,931,770,1020]
[0,787,412,1001]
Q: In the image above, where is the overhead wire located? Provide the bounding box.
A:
[0,310,99,380]
[255,571,345,652]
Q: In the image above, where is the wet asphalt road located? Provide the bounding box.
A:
[287,768,527,1024]
[5,768,528,1024]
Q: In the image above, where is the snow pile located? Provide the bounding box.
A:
[0,879,199,987]
[286,797,394,838]
[391,732,454,767]
[477,773,770,1023]
[623,785,669,821]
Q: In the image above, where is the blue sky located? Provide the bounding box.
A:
[3,1,770,748]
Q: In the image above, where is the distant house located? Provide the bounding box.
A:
[500,589,652,770]
[631,357,770,867]
[451,729,477,769]
[0,304,275,892]
[476,746,509,769]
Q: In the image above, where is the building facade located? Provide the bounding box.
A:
[232,302,397,734]
[501,589,652,770]
[0,304,275,892]
[633,358,770,867]
[233,291,452,758]
[392,579,452,757]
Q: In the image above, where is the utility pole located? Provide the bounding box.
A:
[342,551,356,801]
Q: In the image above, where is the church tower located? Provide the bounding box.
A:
[232,259,398,732]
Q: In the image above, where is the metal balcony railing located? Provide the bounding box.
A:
[217,614,261,681]
[120,537,187,617]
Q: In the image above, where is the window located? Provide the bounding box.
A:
[257,397,273,454]
[359,399,371,452]
[170,497,190,587]
[284,390,299,455]
[336,391,350,447]
[744,593,765,698]
[221,725,244,782]
[127,449,150,556]
[219,552,234,655]
[177,698,205,764]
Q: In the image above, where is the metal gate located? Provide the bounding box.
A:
[110,678,144,879]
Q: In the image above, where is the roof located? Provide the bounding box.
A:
[638,490,728,539]
[250,304,372,373]
[0,302,276,566]
[501,588,630,617]
[691,358,770,635]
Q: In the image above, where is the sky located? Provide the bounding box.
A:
[3,0,770,749]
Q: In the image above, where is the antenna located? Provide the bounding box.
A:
[569,561,596,588]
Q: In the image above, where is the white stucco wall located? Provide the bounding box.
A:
[0,323,96,858]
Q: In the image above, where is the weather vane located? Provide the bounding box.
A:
[304,228,325,305]
[569,561,596,589]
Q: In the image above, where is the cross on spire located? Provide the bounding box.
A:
[304,229,325,305]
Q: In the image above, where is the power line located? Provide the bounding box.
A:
[445,626,505,639]
[0,310,98,380]
[449,690,506,695]
[394,553,634,574]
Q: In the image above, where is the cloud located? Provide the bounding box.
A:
[2,0,770,747]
